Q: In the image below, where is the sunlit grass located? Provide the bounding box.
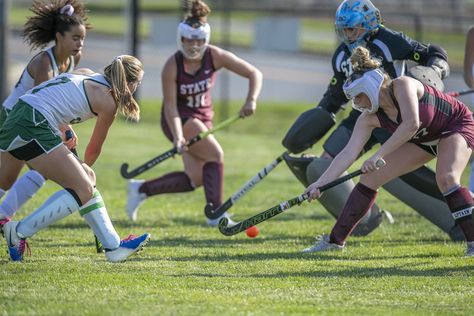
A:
[1,100,472,315]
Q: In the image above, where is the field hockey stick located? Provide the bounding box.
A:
[120,114,241,179]
[446,88,474,97]
[205,151,287,219]
[66,130,104,253]
[218,159,386,236]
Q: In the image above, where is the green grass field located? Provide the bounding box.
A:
[1,100,473,315]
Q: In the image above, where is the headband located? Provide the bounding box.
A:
[178,22,210,40]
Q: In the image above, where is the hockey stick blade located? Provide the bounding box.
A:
[120,114,240,179]
[205,152,286,219]
[218,159,385,236]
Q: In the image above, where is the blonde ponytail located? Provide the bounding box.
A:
[350,46,381,72]
[103,55,143,121]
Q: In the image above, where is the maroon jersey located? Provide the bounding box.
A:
[376,84,474,149]
[174,47,216,123]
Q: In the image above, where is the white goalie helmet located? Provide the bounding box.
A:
[177,21,211,60]
[343,68,385,114]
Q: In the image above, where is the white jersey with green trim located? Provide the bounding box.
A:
[19,73,110,135]
[2,47,75,110]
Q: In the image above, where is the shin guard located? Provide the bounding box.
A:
[16,189,80,238]
[139,171,194,197]
[443,186,474,242]
[80,189,120,250]
[329,183,378,245]
[203,161,224,208]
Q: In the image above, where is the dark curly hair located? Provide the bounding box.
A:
[22,0,91,51]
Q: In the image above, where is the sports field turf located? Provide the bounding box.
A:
[1,100,473,315]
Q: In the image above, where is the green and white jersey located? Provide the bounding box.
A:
[19,73,110,135]
[3,47,75,110]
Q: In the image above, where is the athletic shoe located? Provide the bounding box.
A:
[105,233,150,263]
[302,234,344,253]
[3,221,30,261]
[126,179,146,221]
[206,212,237,227]
[0,217,10,237]
[465,241,474,257]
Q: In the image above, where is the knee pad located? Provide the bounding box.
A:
[407,65,445,91]
[282,107,335,154]
[322,125,352,158]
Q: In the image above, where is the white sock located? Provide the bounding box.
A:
[0,170,46,218]
[17,189,80,238]
[80,189,120,250]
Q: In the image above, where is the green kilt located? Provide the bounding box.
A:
[0,100,62,160]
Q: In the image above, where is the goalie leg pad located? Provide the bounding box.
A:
[383,178,465,241]
[282,107,335,154]
[399,166,444,201]
[282,152,315,187]
[323,110,387,158]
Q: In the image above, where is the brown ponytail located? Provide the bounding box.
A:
[183,0,211,26]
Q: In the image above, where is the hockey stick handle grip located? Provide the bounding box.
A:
[65,130,78,157]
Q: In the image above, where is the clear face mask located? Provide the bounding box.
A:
[181,37,206,60]
[177,22,211,60]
